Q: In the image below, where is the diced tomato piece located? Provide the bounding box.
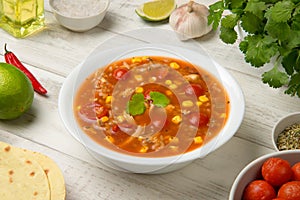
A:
[113,68,129,80]
[184,84,205,97]
[188,112,209,127]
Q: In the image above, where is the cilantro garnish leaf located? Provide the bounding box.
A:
[262,66,289,88]
[126,91,170,116]
[126,93,146,116]
[149,91,170,107]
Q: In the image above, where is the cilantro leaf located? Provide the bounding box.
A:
[208,1,225,30]
[228,0,244,10]
[220,26,237,44]
[262,66,289,88]
[265,19,290,41]
[265,1,295,22]
[241,35,278,67]
[285,73,300,97]
[244,0,266,19]
[221,14,238,29]
[282,50,300,75]
[149,91,170,107]
[126,93,146,116]
[241,12,264,34]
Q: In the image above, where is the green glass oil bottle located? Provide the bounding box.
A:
[0,0,45,38]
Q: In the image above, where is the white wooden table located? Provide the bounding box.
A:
[0,0,299,199]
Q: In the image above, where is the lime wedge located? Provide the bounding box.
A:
[135,0,176,22]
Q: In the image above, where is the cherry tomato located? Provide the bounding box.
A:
[184,84,205,97]
[277,181,300,200]
[242,180,276,200]
[79,103,108,121]
[188,112,209,127]
[262,157,292,187]
[113,68,129,80]
[272,198,286,200]
[292,162,300,181]
[112,124,120,132]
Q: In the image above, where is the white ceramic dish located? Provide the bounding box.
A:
[229,150,300,199]
[272,112,300,151]
[49,0,110,32]
[58,44,245,174]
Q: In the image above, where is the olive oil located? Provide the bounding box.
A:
[0,0,44,38]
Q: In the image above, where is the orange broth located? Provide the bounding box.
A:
[73,56,230,157]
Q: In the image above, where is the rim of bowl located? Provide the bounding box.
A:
[72,44,245,166]
[272,112,300,151]
[229,149,300,200]
[49,0,110,19]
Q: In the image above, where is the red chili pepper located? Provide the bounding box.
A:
[4,44,47,95]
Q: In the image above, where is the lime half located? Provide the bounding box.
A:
[135,0,176,22]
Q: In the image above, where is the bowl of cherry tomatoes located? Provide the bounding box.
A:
[229,150,300,200]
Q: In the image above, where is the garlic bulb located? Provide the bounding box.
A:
[169,1,212,40]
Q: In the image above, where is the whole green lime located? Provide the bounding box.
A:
[0,63,34,120]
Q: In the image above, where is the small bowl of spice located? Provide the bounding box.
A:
[272,112,300,151]
[49,0,110,32]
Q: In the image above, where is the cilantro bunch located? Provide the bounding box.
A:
[208,0,300,97]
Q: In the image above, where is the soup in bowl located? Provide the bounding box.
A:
[69,44,244,173]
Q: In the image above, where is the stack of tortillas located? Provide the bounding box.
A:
[0,141,66,200]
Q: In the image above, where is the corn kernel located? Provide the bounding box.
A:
[220,113,227,118]
[142,56,149,61]
[135,87,144,93]
[196,101,203,106]
[170,137,179,144]
[132,57,142,63]
[182,100,194,107]
[105,136,114,143]
[117,115,125,123]
[165,90,172,96]
[169,146,178,151]
[170,62,180,69]
[172,115,182,124]
[101,116,109,123]
[194,136,203,144]
[139,146,148,153]
[165,80,172,85]
[149,77,157,82]
[169,84,177,90]
[199,95,209,102]
[77,105,81,110]
[105,96,112,104]
[134,75,143,82]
